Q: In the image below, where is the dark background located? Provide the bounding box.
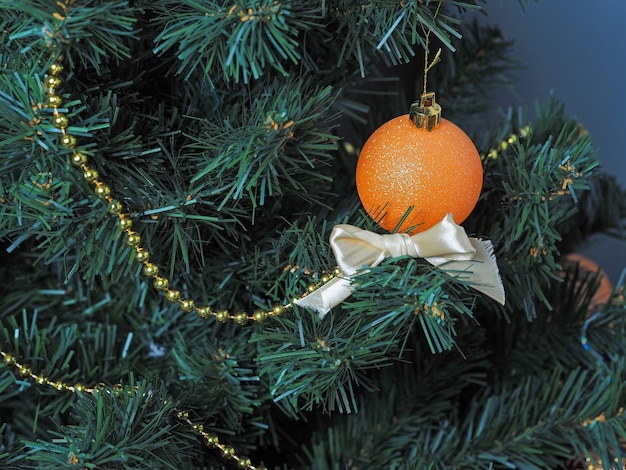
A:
[477,0,626,282]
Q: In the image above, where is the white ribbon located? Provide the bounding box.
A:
[294,213,505,317]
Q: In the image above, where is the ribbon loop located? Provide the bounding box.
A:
[295,213,505,317]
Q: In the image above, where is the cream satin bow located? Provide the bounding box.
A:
[294,213,505,317]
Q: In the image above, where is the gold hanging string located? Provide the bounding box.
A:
[420,1,443,96]
[410,1,443,131]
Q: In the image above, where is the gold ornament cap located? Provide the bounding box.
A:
[409,92,441,131]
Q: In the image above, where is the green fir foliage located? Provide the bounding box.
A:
[1,0,625,468]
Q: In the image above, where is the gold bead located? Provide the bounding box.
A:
[142,263,159,278]
[333,267,342,276]
[126,232,141,246]
[74,383,87,392]
[306,283,317,294]
[36,375,48,385]
[272,304,285,316]
[46,75,62,89]
[94,183,111,198]
[237,457,252,468]
[196,306,212,319]
[83,167,98,182]
[253,310,269,323]
[221,446,235,458]
[134,248,149,263]
[46,94,62,107]
[52,114,68,129]
[19,366,32,376]
[165,290,181,303]
[71,152,87,166]
[233,312,249,326]
[153,277,169,291]
[215,310,230,323]
[108,199,123,214]
[53,381,65,390]
[49,63,64,75]
[3,354,16,365]
[180,299,195,313]
[60,134,77,148]
[118,216,133,231]
[205,433,219,447]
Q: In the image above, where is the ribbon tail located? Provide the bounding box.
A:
[435,238,506,305]
[293,276,355,318]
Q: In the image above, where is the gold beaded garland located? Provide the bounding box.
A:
[108,200,123,214]
[46,75,62,88]
[41,50,343,329]
[52,114,69,128]
[94,183,111,198]
[71,152,88,166]
[196,306,212,319]
[36,39,271,468]
[46,94,63,107]
[238,457,252,468]
[126,232,141,246]
[0,349,259,469]
[83,168,98,182]
[253,310,269,323]
[60,134,77,148]
[49,62,63,75]
[215,310,230,323]
[233,312,249,326]
[180,299,195,313]
[142,263,159,278]
[165,289,181,303]
[153,277,169,291]
[221,446,235,458]
[119,217,133,231]
[482,126,532,161]
[134,248,149,262]
[205,433,219,446]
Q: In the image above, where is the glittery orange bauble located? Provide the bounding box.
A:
[356,115,483,233]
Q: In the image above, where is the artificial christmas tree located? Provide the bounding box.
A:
[1,1,626,468]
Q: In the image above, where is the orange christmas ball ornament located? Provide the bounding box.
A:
[356,95,483,234]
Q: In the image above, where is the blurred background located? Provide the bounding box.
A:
[478,0,626,282]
